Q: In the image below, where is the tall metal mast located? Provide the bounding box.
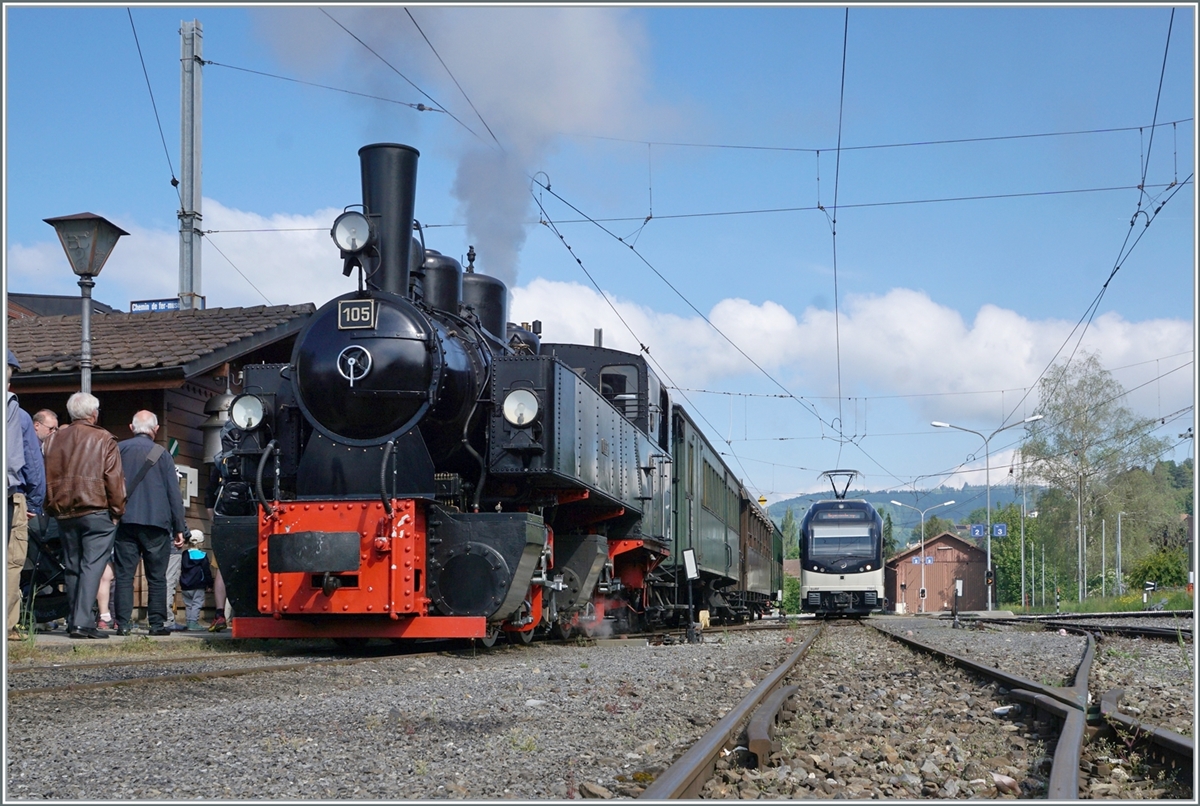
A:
[179,19,203,310]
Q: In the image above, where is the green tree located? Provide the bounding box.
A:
[882,512,897,559]
[781,507,799,559]
[782,575,801,614]
[1021,351,1170,599]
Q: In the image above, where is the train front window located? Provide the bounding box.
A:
[809,524,874,559]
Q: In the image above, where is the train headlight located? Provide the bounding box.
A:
[331,210,374,253]
[229,394,267,431]
[502,389,540,427]
[864,565,872,571]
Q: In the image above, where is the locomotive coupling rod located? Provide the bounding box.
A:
[641,623,824,800]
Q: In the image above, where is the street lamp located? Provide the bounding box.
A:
[890,499,955,613]
[44,213,128,394]
[932,414,1044,611]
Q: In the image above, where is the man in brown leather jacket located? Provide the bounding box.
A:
[42,392,126,639]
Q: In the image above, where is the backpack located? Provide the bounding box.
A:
[179,549,214,591]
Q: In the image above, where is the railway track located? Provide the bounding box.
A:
[6,639,469,696]
[983,610,1193,642]
[6,621,788,697]
[642,615,1193,799]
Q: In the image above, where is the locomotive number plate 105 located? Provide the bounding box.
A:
[338,299,377,329]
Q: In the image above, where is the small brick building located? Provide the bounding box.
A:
[885,532,987,613]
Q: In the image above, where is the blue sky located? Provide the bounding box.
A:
[3,5,1196,505]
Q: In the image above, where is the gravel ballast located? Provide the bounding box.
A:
[5,630,799,800]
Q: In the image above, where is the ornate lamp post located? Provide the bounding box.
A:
[44,213,128,394]
[932,414,1044,611]
[890,499,955,612]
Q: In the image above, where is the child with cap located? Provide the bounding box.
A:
[178,529,214,631]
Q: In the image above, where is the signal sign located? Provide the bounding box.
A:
[970,524,985,538]
[993,523,1007,537]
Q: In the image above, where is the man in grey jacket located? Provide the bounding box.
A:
[113,411,187,636]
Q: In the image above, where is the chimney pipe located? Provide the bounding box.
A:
[358,143,419,296]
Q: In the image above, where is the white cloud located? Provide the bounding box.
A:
[4,200,351,310]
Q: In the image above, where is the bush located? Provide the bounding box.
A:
[1126,548,1189,590]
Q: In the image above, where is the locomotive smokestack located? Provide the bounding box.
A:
[359,143,419,296]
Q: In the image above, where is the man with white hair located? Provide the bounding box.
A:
[113,410,187,636]
[42,391,125,639]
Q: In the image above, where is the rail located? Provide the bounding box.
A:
[1098,688,1194,785]
[639,624,824,799]
[869,623,1095,799]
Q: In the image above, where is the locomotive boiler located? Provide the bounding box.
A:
[211,143,672,643]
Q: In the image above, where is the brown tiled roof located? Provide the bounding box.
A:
[6,304,314,376]
[888,531,984,564]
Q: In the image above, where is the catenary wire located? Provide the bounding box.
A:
[531,189,762,492]
[828,7,849,458]
[319,7,493,152]
[199,180,1190,235]
[998,12,1184,431]
[203,59,444,112]
[576,117,1193,155]
[204,235,274,306]
[404,7,503,152]
[126,8,180,203]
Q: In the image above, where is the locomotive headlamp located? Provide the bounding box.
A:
[229,393,267,431]
[502,389,540,427]
[331,210,374,253]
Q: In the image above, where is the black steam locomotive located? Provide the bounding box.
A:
[209,143,782,643]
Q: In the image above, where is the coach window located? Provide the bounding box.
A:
[600,364,640,419]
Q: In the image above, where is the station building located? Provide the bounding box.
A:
[6,295,314,621]
[885,532,987,613]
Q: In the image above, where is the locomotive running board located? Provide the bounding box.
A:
[230,615,488,640]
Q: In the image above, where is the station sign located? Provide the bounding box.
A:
[131,298,180,313]
[970,524,985,537]
[993,523,1008,537]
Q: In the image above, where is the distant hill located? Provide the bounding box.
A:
[768,484,1043,531]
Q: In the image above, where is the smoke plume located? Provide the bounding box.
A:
[256,6,655,289]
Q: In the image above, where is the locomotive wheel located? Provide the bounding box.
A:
[508,628,534,645]
[550,622,574,641]
[478,627,501,648]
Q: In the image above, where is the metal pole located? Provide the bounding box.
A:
[1080,474,1089,602]
[78,275,94,394]
[179,19,204,310]
[1117,512,1124,596]
[984,435,992,612]
[1020,467,1026,610]
[1101,519,1106,598]
[920,510,925,613]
